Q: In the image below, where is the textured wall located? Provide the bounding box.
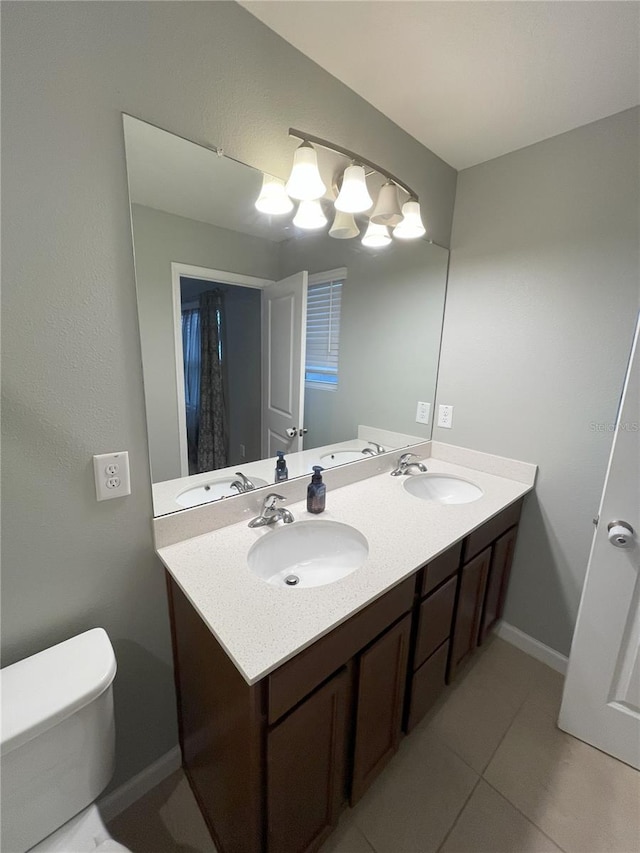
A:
[1,1,456,789]
[434,108,640,655]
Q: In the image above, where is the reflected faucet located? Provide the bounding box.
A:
[390,452,428,476]
[361,441,386,457]
[231,472,257,494]
[248,493,295,528]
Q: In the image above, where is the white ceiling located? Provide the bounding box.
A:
[240,1,640,170]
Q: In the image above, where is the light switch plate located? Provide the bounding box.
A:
[415,401,430,425]
[93,451,131,501]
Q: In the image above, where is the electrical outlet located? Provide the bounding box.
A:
[93,451,131,501]
[239,443,246,459]
[415,401,430,425]
[437,404,454,429]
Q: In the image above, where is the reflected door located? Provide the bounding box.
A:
[262,271,308,458]
[558,315,640,768]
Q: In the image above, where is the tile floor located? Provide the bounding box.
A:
[107,638,640,853]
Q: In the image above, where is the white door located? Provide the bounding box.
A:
[558,314,640,768]
[262,271,308,459]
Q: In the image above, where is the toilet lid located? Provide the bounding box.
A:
[95,841,132,852]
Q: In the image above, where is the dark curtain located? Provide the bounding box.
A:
[197,289,229,472]
[181,307,201,473]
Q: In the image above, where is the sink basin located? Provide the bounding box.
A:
[320,449,368,467]
[248,520,369,588]
[176,476,268,507]
[403,474,483,505]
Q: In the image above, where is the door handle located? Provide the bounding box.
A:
[286,427,308,438]
[607,521,635,548]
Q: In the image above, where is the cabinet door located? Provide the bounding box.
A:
[448,548,491,681]
[479,526,518,644]
[351,615,412,804]
[267,668,349,853]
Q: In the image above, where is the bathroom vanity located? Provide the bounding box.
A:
[157,445,535,853]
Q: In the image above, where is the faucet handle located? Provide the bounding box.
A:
[367,441,385,454]
[398,452,416,464]
[263,493,286,511]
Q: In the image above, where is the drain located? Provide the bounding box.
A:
[284,574,300,586]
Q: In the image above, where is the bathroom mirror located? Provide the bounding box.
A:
[123,115,449,516]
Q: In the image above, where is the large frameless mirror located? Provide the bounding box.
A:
[123,115,449,516]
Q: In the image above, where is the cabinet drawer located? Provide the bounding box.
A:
[414,575,457,670]
[406,641,449,732]
[463,500,523,562]
[268,576,415,724]
[420,543,462,597]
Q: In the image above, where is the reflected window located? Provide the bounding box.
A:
[305,271,344,391]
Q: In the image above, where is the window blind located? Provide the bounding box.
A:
[305,277,343,389]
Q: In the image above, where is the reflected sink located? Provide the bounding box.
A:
[403,474,483,505]
[176,476,268,508]
[320,449,368,467]
[248,520,369,588]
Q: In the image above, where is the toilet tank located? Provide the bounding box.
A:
[1,628,117,853]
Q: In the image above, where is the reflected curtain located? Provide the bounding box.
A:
[197,289,229,472]
[181,307,201,473]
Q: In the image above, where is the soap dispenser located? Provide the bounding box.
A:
[307,466,326,514]
[274,450,288,483]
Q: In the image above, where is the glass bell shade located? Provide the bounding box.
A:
[329,210,359,240]
[370,182,403,226]
[393,200,426,239]
[285,142,326,201]
[335,164,373,213]
[293,199,327,230]
[255,174,294,215]
[361,221,391,248]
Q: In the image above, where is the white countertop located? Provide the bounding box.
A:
[157,449,536,685]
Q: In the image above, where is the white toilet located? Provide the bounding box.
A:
[1,628,132,853]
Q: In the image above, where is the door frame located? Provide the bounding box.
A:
[170,262,274,477]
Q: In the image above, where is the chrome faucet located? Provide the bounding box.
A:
[230,471,257,494]
[361,441,386,456]
[390,452,428,476]
[248,493,295,528]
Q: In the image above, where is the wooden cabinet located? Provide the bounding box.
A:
[479,526,519,644]
[167,497,525,853]
[448,547,491,680]
[351,615,411,803]
[267,669,350,853]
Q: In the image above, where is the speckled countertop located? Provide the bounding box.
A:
[157,448,536,685]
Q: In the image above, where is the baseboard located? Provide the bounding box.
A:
[495,621,568,675]
[98,744,182,823]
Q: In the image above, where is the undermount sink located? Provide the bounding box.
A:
[247,520,369,588]
[176,476,268,508]
[320,449,368,467]
[403,473,483,505]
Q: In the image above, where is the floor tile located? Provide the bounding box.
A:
[107,770,218,853]
[440,780,563,853]
[351,731,479,853]
[484,697,640,853]
[319,812,375,853]
[419,662,524,773]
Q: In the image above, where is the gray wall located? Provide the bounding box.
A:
[131,204,274,482]
[434,107,640,656]
[280,235,449,448]
[2,1,456,789]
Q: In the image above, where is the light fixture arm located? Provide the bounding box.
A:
[289,128,419,201]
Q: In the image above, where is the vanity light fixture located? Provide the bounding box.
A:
[393,199,427,240]
[329,210,360,239]
[285,141,326,201]
[255,129,427,244]
[334,164,373,214]
[293,198,327,230]
[361,221,391,248]
[254,175,294,215]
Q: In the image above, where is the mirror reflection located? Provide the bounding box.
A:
[123,116,449,516]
